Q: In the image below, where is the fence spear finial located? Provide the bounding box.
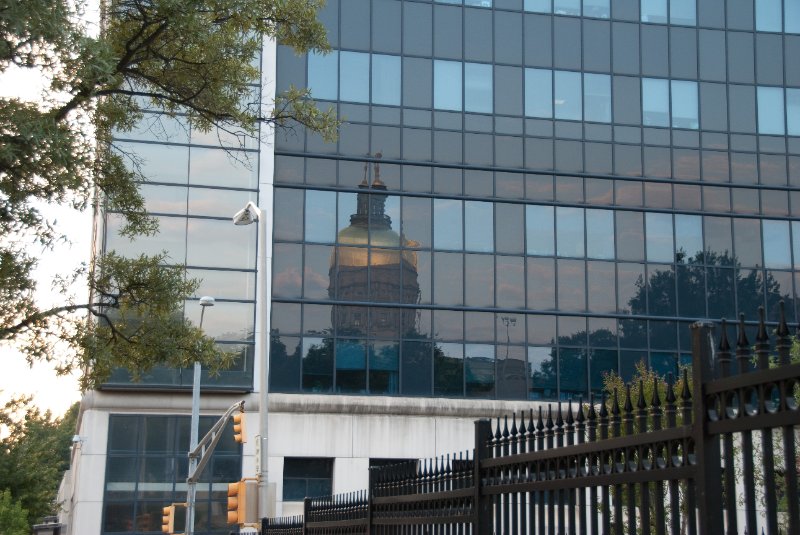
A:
[598,391,608,418]
[576,397,585,424]
[566,400,575,425]
[510,412,518,438]
[680,368,691,401]
[757,306,769,343]
[637,380,646,410]
[527,408,535,434]
[665,373,676,404]
[651,375,661,407]
[737,312,749,348]
[776,300,790,337]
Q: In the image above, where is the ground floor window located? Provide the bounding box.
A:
[102,414,241,535]
[283,458,334,501]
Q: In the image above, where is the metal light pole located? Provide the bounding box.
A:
[232,201,270,520]
[186,295,215,535]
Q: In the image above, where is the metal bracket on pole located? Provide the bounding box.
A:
[185,400,245,535]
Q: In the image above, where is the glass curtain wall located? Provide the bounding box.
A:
[272,0,800,400]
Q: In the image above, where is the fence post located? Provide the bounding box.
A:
[302,498,310,535]
[473,419,492,533]
[367,466,374,533]
[690,322,723,535]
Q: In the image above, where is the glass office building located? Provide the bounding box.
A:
[271,0,800,401]
[63,0,800,532]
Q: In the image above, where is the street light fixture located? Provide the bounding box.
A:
[186,295,215,535]
[232,200,271,520]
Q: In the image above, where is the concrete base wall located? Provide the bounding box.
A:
[63,390,546,532]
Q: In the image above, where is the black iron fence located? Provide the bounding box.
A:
[263,305,800,535]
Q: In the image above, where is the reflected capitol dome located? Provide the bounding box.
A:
[330,153,420,337]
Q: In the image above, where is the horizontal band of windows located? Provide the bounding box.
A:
[275,150,800,192]
[269,333,691,399]
[289,192,796,267]
[112,140,259,190]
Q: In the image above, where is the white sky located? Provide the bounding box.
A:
[0,2,104,417]
[0,66,89,417]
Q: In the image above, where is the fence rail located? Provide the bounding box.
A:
[263,305,800,535]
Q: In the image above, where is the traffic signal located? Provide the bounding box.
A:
[161,503,186,534]
[232,411,245,444]
[227,480,258,526]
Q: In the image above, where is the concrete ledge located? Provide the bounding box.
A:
[269,393,548,419]
[81,390,552,419]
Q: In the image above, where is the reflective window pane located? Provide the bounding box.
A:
[584,73,611,123]
[529,346,556,400]
[788,89,800,136]
[733,219,763,268]
[465,63,493,113]
[704,216,733,265]
[642,78,669,127]
[584,0,610,17]
[525,68,553,118]
[526,205,555,255]
[757,86,785,135]
[433,199,463,250]
[189,148,257,189]
[675,214,703,263]
[556,206,585,257]
[641,0,667,23]
[187,218,255,269]
[586,209,615,259]
[308,51,338,101]
[336,339,366,393]
[646,212,674,263]
[464,201,494,252]
[114,141,188,184]
[465,344,495,398]
[557,258,586,311]
[305,190,337,243]
[756,0,782,31]
[671,0,696,24]
[372,54,401,105]
[788,0,800,33]
[762,220,792,269]
[587,260,616,313]
[434,342,464,396]
[525,0,551,12]
[554,70,582,121]
[555,0,581,15]
[434,60,462,111]
[616,211,645,261]
[302,337,333,392]
[559,348,587,400]
[671,81,699,129]
[527,258,555,309]
[340,51,370,103]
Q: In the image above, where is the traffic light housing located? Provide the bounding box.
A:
[227,480,258,526]
[161,503,186,534]
[232,412,245,444]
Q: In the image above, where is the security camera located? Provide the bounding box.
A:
[233,201,261,225]
[71,435,82,444]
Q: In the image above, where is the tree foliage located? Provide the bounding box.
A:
[0,0,338,387]
[0,489,29,535]
[0,397,78,527]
